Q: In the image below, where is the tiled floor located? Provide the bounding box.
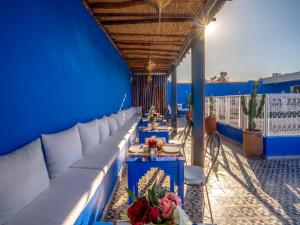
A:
[104,119,300,225]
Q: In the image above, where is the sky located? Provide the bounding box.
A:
[176,0,300,83]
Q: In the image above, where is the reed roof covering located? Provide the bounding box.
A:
[83,0,227,75]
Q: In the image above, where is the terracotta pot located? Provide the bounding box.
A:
[243,129,263,158]
[205,116,217,135]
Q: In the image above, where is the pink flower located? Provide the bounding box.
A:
[165,192,182,208]
[158,197,174,219]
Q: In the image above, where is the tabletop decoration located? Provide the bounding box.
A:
[146,136,165,156]
[149,112,159,130]
[126,183,191,225]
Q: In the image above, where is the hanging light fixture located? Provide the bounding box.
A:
[145,56,156,83]
[144,0,173,22]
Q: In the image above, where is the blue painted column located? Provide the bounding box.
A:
[171,63,177,133]
[191,24,205,167]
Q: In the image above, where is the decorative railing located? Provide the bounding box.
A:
[205,94,300,137]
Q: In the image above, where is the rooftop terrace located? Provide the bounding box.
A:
[105,118,300,225]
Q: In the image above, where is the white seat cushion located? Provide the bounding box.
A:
[184,165,206,185]
[98,117,110,143]
[4,168,104,225]
[114,111,126,127]
[107,115,118,135]
[0,139,49,225]
[71,141,120,173]
[41,125,82,178]
[77,119,100,153]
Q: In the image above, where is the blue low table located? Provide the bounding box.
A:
[138,128,170,143]
[141,118,167,127]
[126,156,185,207]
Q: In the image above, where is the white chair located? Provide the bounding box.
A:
[183,131,221,223]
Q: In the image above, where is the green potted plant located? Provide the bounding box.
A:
[241,81,265,158]
[205,96,217,135]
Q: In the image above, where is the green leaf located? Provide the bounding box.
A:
[125,188,138,202]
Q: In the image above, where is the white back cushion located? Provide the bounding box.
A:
[98,117,110,143]
[124,109,132,120]
[41,125,82,178]
[0,139,49,225]
[130,107,136,117]
[77,119,99,153]
[135,106,142,114]
[107,115,119,135]
[114,111,126,127]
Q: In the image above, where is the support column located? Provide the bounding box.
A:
[191,24,205,167]
[171,64,177,133]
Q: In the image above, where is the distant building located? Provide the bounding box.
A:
[262,71,300,93]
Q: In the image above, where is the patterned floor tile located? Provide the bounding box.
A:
[103,118,300,225]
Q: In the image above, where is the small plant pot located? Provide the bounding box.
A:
[205,116,217,135]
[243,129,263,158]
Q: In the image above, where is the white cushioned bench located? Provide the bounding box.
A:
[0,107,141,225]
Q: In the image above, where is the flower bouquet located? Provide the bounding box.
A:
[149,112,159,129]
[126,184,191,225]
[146,136,165,154]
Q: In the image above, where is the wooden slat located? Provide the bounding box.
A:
[90,0,203,9]
[89,0,144,9]
[110,33,186,39]
[123,52,177,57]
[120,48,179,53]
[124,57,175,61]
[100,18,194,25]
[116,41,182,48]
[95,13,195,19]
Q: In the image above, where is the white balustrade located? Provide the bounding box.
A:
[204,94,300,137]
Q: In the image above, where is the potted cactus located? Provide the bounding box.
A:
[205,96,217,135]
[241,81,265,158]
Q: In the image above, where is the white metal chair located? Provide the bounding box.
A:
[182,131,221,223]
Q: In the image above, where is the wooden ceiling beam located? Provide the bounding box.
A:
[110,33,185,39]
[90,0,203,9]
[89,0,144,9]
[120,48,179,53]
[94,13,195,19]
[116,41,182,47]
[123,52,177,57]
[124,57,175,61]
[100,18,193,25]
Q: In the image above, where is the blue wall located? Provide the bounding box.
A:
[217,122,300,157]
[169,80,300,106]
[0,0,132,155]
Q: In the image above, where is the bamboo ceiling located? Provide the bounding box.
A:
[83,0,227,75]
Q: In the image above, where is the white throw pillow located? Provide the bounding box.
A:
[41,125,82,178]
[114,111,126,127]
[77,119,100,153]
[107,115,119,135]
[0,139,49,225]
[98,117,110,143]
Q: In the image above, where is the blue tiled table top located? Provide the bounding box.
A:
[138,128,170,144]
